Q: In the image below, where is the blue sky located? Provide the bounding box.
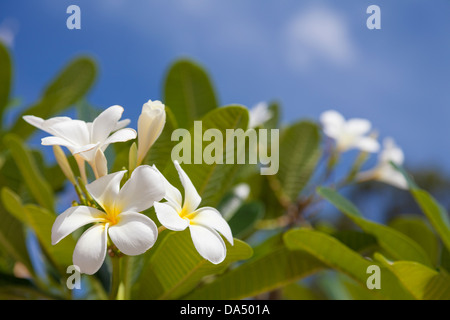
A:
[1,0,450,174]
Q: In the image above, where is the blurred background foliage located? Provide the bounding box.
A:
[0,42,449,300]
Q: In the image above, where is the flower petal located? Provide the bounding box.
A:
[73,223,108,275]
[86,170,126,210]
[103,128,137,147]
[190,207,233,245]
[49,119,91,147]
[41,136,77,150]
[153,165,182,210]
[154,202,189,231]
[23,115,72,135]
[354,136,380,153]
[345,118,371,136]
[117,165,165,213]
[51,206,107,245]
[91,105,124,143]
[320,110,345,139]
[108,212,158,255]
[189,224,226,264]
[174,160,201,213]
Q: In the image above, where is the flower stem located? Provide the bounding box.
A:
[109,254,122,300]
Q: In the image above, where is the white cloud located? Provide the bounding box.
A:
[0,18,19,48]
[282,6,358,70]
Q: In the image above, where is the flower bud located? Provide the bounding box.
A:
[136,100,166,165]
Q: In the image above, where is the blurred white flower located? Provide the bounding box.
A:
[248,102,273,128]
[23,105,136,176]
[320,110,379,153]
[51,165,165,274]
[356,137,408,189]
[136,100,166,166]
[154,160,234,264]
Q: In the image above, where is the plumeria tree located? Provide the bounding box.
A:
[0,42,449,300]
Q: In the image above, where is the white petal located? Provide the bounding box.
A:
[51,206,107,245]
[354,136,380,153]
[73,223,108,275]
[108,212,158,255]
[103,128,137,146]
[345,118,371,136]
[23,115,72,135]
[114,119,131,131]
[320,110,345,139]
[41,136,77,150]
[174,160,201,213]
[189,224,227,264]
[379,138,404,165]
[190,207,233,245]
[91,105,124,143]
[94,148,108,177]
[86,170,126,210]
[154,202,189,231]
[49,120,91,147]
[153,165,182,210]
[377,165,409,189]
[248,102,272,128]
[117,165,165,213]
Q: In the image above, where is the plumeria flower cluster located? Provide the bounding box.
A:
[24,99,233,275]
[320,109,408,189]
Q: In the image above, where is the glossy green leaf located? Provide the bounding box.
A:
[393,163,450,253]
[0,42,12,126]
[277,121,321,202]
[376,253,450,300]
[227,201,264,238]
[3,134,54,210]
[1,187,75,273]
[164,59,218,129]
[133,230,252,299]
[9,56,97,139]
[165,105,249,207]
[284,229,414,300]
[0,206,33,277]
[185,245,325,300]
[317,187,432,267]
[389,215,440,265]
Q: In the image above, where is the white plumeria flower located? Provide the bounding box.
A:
[356,137,408,189]
[320,110,380,153]
[248,102,273,128]
[136,100,166,166]
[154,161,234,264]
[23,105,136,166]
[51,165,165,275]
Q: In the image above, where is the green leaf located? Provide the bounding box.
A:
[410,189,450,253]
[9,56,97,139]
[376,253,450,300]
[284,229,414,300]
[317,187,433,267]
[0,42,12,126]
[3,134,54,210]
[1,188,75,273]
[133,230,252,299]
[393,163,450,253]
[185,245,325,300]
[165,105,249,207]
[0,206,33,277]
[227,201,264,238]
[389,215,440,265]
[164,59,218,129]
[331,230,377,253]
[276,121,321,202]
